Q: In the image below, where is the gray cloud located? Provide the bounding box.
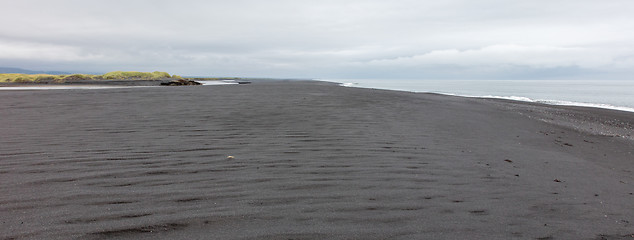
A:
[1,0,634,79]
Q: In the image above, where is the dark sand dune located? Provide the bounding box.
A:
[0,81,632,239]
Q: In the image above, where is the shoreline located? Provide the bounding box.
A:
[333,79,634,114]
[461,93,634,113]
[3,78,634,114]
[1,80,632,239]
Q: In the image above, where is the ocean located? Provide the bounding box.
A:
[328,79,634,112]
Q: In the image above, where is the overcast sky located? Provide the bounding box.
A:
[1,0,634,79]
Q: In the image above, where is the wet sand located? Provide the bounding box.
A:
[0,81,632,239]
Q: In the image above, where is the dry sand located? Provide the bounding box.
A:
[0,81,632,239]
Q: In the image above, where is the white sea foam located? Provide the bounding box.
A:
[335,79,634,113]
[463,94,634,113]
[414,91,634,113]
[534,99,634,113]
[199,80,239,85]
[339,82,358,87]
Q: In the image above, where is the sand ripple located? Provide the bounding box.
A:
[1,82,632,239]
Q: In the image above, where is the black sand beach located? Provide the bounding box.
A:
[0,81,632,239]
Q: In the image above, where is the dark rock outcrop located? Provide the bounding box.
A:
[160,80,202,86]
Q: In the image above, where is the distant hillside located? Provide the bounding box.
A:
[0,67,70,75]
[0,71,184,83]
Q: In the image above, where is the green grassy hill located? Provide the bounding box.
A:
[0,71,182,83]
